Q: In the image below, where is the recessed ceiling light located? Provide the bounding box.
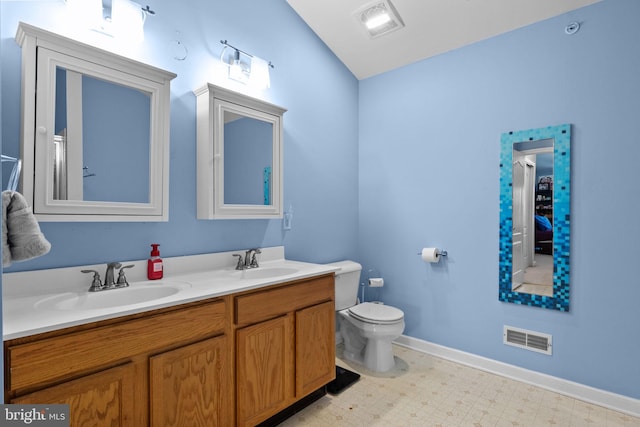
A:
[354,0,405,39]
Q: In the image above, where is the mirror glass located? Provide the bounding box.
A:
[511,139,553,296]
[223,112,273,205]
[53,67,151,203]
[499,124,571,311]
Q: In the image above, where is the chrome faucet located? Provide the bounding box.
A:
[104,262,122,288]
[81,262,133,292]
[245,248,261,268]
[232,248,262,270]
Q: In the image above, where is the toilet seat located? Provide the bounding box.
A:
[348,302,404,325]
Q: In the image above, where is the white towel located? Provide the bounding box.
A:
[2,191,51,267]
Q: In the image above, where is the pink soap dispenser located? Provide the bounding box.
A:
[147,244,163,280]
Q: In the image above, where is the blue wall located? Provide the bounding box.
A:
[1,0,638,404]
[358,0,640,399]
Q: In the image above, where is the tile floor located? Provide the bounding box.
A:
[279,344,640,427]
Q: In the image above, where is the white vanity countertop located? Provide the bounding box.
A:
[3,247,339,340]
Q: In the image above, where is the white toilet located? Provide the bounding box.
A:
[329,260,405,373]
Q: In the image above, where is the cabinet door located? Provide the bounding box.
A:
[236,315,292,426]
[150,336,230,427]
[11,363,135,427]
[296,301,335,397]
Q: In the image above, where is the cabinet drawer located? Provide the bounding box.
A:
[235,274,334,326]
[7,298,226,392]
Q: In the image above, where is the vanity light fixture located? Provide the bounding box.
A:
[65,0,152,43]
[354,0,405,39]
[220,40,273,89]
[228,49,250,84]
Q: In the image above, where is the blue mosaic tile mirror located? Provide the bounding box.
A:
[499,124,570,311]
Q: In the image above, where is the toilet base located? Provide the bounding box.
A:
[341,338,397,373]
[364,337,396,372]
[338,316,401,373]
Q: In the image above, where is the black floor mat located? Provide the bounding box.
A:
[326,366,361,395]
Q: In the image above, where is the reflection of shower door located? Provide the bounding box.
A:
[53,131,67,200]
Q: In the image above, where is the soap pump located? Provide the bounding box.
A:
[147,244,163,280]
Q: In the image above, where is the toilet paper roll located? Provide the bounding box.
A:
[368,278,384,287]
[421,247,440,263]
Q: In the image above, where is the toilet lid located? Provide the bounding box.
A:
[348,302,404,324]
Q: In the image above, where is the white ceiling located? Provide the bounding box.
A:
[286,0,601,80]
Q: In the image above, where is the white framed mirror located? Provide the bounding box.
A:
[194,84,286,219]
[16,22,176,221]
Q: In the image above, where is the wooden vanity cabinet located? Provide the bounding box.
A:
[4,273,335,427]
[4,297,231,427]
[234,274,335,427]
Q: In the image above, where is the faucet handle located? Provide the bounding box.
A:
[81,269,103,292]
[232,254,244,270]
[250,249,261,268]
[116,264,134,287]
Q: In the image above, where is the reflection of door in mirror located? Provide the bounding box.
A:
[223,113,273,205]
[511,155,526,287]
[53,67,151,203]
[511,140,553,296]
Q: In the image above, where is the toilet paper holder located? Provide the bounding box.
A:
[416,249,447,257]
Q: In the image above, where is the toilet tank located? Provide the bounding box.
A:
[327,260,362,311]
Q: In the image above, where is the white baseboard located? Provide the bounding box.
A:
[394,335,640,418]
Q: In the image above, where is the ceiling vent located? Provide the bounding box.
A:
[504,325,552,355]
[353,0,405,39]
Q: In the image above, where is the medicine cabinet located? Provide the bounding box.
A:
[16,22,176,221]
[194,84,286,219]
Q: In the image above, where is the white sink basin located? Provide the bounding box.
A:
[231,267,299,280]
[35,281,191,311]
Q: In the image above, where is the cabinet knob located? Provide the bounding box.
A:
[37,126,47,134]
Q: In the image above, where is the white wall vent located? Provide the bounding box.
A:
[503,326,552,355]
